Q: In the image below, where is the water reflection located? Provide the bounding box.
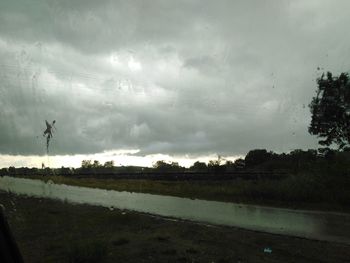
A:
[0,176,349,244]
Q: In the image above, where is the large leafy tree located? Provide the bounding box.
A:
[309,72,350,149]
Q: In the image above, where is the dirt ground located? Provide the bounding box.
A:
[1,192,349,263]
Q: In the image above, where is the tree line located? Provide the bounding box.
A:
[1,148,349,178]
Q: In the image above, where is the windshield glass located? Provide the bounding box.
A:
[1,1,350,262]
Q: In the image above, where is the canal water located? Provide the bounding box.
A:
[1,176,349,244]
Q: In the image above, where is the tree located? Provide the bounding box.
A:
[170,161,180,168]
[190,161,207,171]
[208,159,221,167]
[208,156,225,174]
[233,158,245,169]
[153,160,170,170]
[245,149,272,167]
[208,155,223,168]
[225,160,234,166]
[92,160,101,168]
[153,160,183,172]
[81,160,92,168]
[103,160,114,168]
[309,72,350,149]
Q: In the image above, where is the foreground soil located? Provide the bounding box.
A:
[1,192,349,263]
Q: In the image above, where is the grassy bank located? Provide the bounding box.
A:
[17,173,350,212]
[1,192,349,262]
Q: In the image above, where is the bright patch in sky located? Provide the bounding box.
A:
[128,56,142,71]
[0,152,241,168]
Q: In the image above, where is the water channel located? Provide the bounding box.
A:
[1,176,349,244]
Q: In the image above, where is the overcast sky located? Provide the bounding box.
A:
[1,0,350,167]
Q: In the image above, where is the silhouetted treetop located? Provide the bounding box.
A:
[245,149,272,167]
[309,72,350,149]
[190,161,207,171]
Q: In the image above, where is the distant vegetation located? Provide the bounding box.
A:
[1,148,350,179]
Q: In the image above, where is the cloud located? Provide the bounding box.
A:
[1,0,350,159]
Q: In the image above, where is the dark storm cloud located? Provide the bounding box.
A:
[1,0,350,156]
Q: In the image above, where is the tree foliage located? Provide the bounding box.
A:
[234,158,245,168]
[153,160,183,172]
[92,160,101,168]
[81,160,92,168]
[245,149,272,167]
[190,161,207,171]
[81,160,104,168]
[208,156,225,173]
[309,72,350,149]
[103,161,114,168]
